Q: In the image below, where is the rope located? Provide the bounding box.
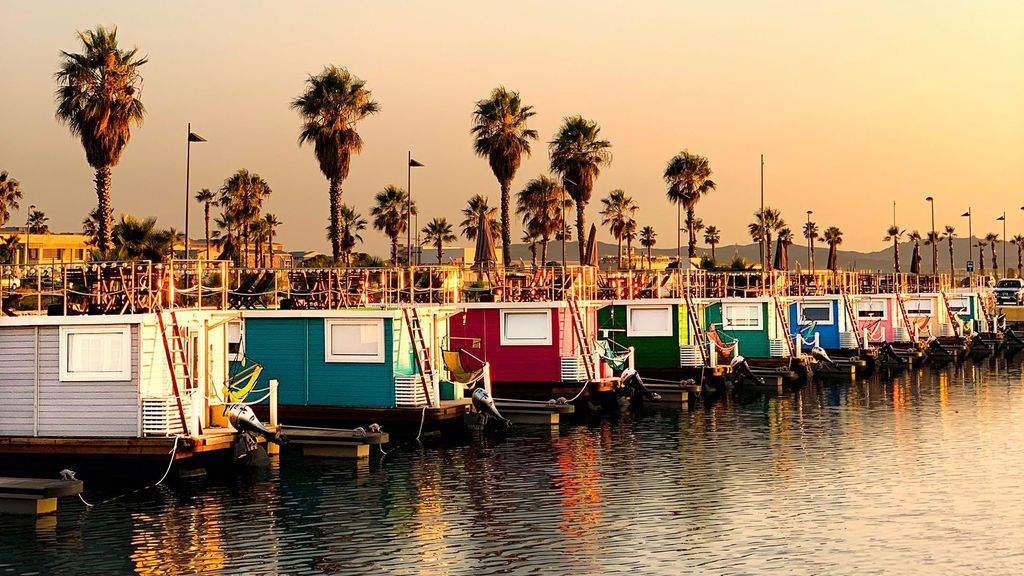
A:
[379,406,428,460]
[76,436,181,509]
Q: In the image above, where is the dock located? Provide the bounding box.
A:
[494,398,575,425]
[0,477,83,516]
[279,425,389,460]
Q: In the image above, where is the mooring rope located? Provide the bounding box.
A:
[75,436,181,509]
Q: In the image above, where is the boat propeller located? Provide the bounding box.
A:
[471,388,511,429]
[730,355,765,387]
[620,368,661,401]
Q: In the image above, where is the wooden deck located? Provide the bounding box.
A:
[0,427,240,459]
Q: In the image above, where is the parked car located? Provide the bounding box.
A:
[0,276,20,290]
[994,278,1024,305]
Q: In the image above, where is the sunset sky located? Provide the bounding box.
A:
[1,1,1021,257]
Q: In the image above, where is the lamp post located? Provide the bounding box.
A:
[759,154,765,272]
[961,208,972,282]
[925,196,936,275]
[184,125,206,259]
[406,152,424,267]
[24,204,35,265]
[997,212,1007,278]
[806,210,813,272]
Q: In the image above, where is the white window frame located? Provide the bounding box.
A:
[722,303,763,331]
[324,318,386,363]
[857,299,888,320]
[500,309,552,346]
[59,325,132,382]
[626,305,674,337]
[905,298,934,317]
[797,302,834,326]
[227,320,245,362]
[947,297,969,314]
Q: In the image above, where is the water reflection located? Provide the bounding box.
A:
[3,361,1024,575]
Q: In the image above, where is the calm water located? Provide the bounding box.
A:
[4,360,1024,575]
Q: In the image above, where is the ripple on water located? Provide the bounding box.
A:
[2,362,1024,575]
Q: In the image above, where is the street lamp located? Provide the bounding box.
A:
[184,124,206,259]
[406,152,424,267]
[961,208,972,281]
[996,212,1006,278]
[806,210,813,272]
[24,204,35,265]
[925,196,936,275]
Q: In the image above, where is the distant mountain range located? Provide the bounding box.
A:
[505,236,1007,273]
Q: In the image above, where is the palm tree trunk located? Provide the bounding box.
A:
[530,244,537,268]
[647,246,652,270]
[329,178,342,262]
[991,244,998,272]
[686,206,697,258]
[617,238,622,269]
[541,238,549,265]
[948,238,955,274]
[391,238,398,267]
[1017,245,1022,278]
[809,238,816,271]
[268,230,274,267]
[711,243,716,261]
[500,179,512,266]
[626,237,633,270]
[437,240,443,264]
[894,240,901,273]
[94,166,113,252]
[766,233,774,271]
[576,202,586,264]
[203,203,211,260]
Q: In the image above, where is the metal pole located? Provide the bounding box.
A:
[1003,212,1007,278]
[406,151,412,267]
[806,210,812,272]
[185,123,191,259]
[927,197,936,275]
[760,154,765,272]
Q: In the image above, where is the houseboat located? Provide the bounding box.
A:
[786,294,869,376]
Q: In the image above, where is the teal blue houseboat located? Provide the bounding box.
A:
[232,307,466,429]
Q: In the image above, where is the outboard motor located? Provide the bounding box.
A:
[810,346,838,370]
[730,355,765,387]
[620,368,661,401]
[471,388,510,429]
[228,404,285,461]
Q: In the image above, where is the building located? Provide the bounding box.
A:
[0,228,92,265]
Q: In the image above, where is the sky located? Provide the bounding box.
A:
[1,1,1022,257]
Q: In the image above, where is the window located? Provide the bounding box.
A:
[722,303,762,330]
[905,298,933,316]
[947,298,969,314]
[227,320,244,362]
[500,310,552,346]
[626,305,673,337]
[798,302,834,325]
[28,248,38,260]
[59,326,132,381]
[857,300,887,319]
[325,319,385,363]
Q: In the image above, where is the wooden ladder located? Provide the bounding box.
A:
[939,291,961,337]
[403,307,435,406]
[156,309,193,436]
[895,294,915,340]
[567,297,597,382]
[773,295,797,356]
[683,290,710,366]
[841,289,860,340]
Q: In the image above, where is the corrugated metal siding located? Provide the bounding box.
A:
[242,317,396,408]
[36,325,140,437]
[0,327,37,435]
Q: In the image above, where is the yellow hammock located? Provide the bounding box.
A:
[442,350,483,384]
[223,362,264,403]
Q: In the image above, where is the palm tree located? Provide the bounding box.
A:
[823,226,843,271]
[777,227,795,271]
[0,235,20,264]
[212,210,240,263]
[111,214,167,261]
[924,231,940,275]
[883,225,905,273]
[803,220,819,271]
[292,65,379,261]
[664,151,716,261]
[908,230,923,274]
[986,232,999,272]
[55,26,146,252]
[639,226,657,270]
[517,175,571,265]
[748,208,785,271]
[372,185,416,266]
[27,210,49,234]
[599,189,639,269]
[549,116,613,262]
[0,171,23,227]
[338,205,366,266]
[248,218,268,266]
[1013,235,1024,278]
[942,225,957,274]
[703,225,721,261]
[977,238,987,275]
[622,219,638,269]
[522,227,542,267]
[263,213,281,267]
[471,87,538,266]
[460,194,499,242]
[195,188,215,258]
[219,169,271,266]
[421,217,457,264]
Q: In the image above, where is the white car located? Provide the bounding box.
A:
[0,276,20,290]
